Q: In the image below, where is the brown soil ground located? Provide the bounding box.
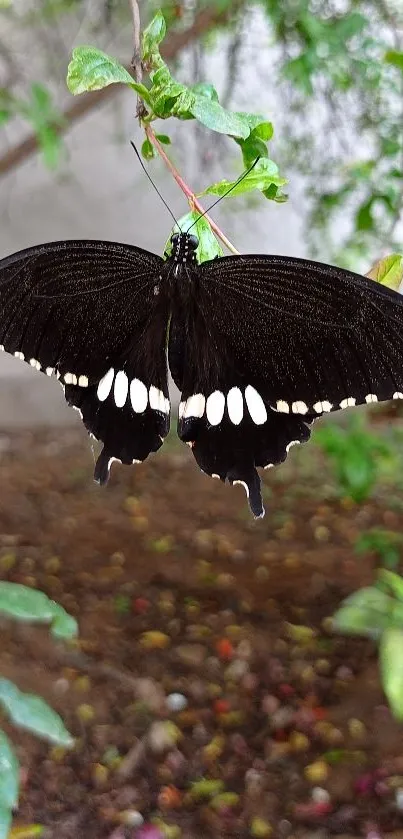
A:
[1,428,403,839]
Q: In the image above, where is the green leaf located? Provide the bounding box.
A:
[380,629,403,720]
[165,212,223,265]
[142,10,166,65]
[0,729,19,838]
[366,254,403,292]
[332,12,368,42]
[148,65,195,119]
[141,138,156,160]
[155,133,171,145]
[0,581,78,640]
[237,135,270,168]
[67,46,151,102]
[199,158,287,199]
[190,97,250,139]
[0,678,74,746]
[37,127,63,169]
[378,569,403,602]
[283,53,315,95]
[385,50,403,71]
[0,730,19,810]
[235,113,273,141]
[190,82,219,102]
[0,809,12,839]
[332,586,398,639]
[356,197,374,231]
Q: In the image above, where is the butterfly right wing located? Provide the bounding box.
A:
[169,253,403,517]
[0,240,171,480]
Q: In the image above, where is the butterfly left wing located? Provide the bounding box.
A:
[0,240,170,482]
[169,253,403,517]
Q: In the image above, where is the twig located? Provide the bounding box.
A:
[128,0,147,119]
[144,124,240,255]
[117,734,148,779]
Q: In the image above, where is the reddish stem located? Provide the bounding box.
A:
[144,123,239,255]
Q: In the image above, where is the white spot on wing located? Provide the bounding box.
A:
[340,397,356,409]
[64,372,77,385]
[78,375,89,387]
[292,400,308,415]
[286,440,301,452]
[29,358,41,370]
[245,385,267,424]
[14,351,24,361]
[206,390,225,426]
[114,370,129,408]
[97,367,114,402]
[149,385,169,414]
[227,387,244,425]
[264,463,274,469]
[365,393,378,403]
[276,400,289,413]
[46,367,54,377]
[233,479,250,499]
[313,400,332,413]
[393,392,403,399]
[183,393,205,419]
[130,378,148,413]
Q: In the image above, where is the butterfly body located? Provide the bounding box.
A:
[0,231,402,517]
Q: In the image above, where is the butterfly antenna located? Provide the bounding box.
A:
[130,140,181,230]
[186,157,261,233]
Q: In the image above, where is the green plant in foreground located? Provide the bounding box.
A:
[333,568,403,720]
[315,415,393,503]
[0,582,77,837]
[355,528,403,571]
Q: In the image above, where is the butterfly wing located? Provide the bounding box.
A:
[169,254,403,517]
[0,240,170,481]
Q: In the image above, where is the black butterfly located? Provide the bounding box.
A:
[0,231,402,518]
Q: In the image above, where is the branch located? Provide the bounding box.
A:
[128,0,147,119]
[144,124,240,255]
[0,3,245,178]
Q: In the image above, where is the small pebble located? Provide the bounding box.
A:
[396,787,403,810]
[225,659,249,682]
[166,693,188,713]
[348,717,366,739]
[76,703,95,723]
[250,816,272,837]
[311,786,331,804]
[140,631,170,650]
[304,760,329,783]
[148,721,182,753]
[120,809,144,827]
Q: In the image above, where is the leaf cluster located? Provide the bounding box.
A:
[315,415,393,504]
[333,568,403,720]
[0,83,65,168]
[0,582,76,836]
[258,0,403,267]
[67,10,287,205]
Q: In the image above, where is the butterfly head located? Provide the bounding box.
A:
[170,232,199,264]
